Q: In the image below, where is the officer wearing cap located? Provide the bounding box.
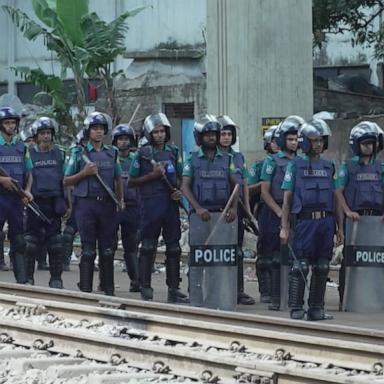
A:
[335,121,384,309]
[217,115,255,305]
[25,117,68,288]
[111,124,140,293]
[0,107,33,283]
[64,112,123,296]
[280,119,343,320]
[129,112,187,303]
[260,116,303,310]
[248,125,279,303]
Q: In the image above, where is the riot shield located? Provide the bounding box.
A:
[189,212,238,311]
[280,244,290,311]
[344,216,384,312]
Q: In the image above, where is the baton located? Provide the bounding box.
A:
[204,184,240,246]
[238,199,259,236]
[81,154,124,210]
[128,103,141,126]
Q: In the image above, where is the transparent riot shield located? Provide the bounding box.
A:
[189,212,238,311]
[280,244,290,311]
[344,216,384,312]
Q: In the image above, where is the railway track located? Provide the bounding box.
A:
[0,282,383,383]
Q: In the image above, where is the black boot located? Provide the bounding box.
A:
[62,225,75,272]
[47,235,64,289]
[256,255,271,303]
[139,240,156,301]
[165,246,188,304]
[268,252,281,311]
[100,248,115,296]
[123,233,140,292]
[11,235,27,284]
[237,250,255,305]
[24,234,39,285]
[78,243,96,292]
[289,259,308,320]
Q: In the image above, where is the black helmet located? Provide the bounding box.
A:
[112,124,136,146]
[217,115,237,145]
[142,113,171,143]
[193,115,221,146]
[349,121,382,155]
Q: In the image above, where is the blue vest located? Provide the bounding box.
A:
[344,160,383,211]
[30,145,64,197]
[271,154,291,204]
[138,145,178,199]
[73,146,116,198]
[0,141,26,194]
[121,155,139,205]
[191,151,230,210]
[291,157,334,214]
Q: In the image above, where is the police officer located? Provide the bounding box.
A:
[335,121,384,309]
[0,107,33,283]
[111,124,140,292]
[217,115,255,305]
[25,117,68,288]
[248,125,279,303]
[260,116,302,310]
[280,119,343,320]
[64,112,123,296]
[129,113,187,303]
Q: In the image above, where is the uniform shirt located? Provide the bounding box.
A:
[182,147,236,177]
[119,151,136,166]
[31,143,66,172]
[247,160,263,185]
[0,134,33,171]
[260,151,290,182]
[335,155,384,189]
[281,154,336,191]
[64,143,122,176]
[129,144,183,178]
[228,147,248,179]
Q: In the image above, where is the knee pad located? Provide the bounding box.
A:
[291,259,309,277]
[100,248,114,261]
[12,234,26,254]
[312,258,329,277]
[82,243,96,261]
[166,243,181,258]
[141,238,157,254]
[256,256,271,270]
[63,225,75,240]
[24,234,39,253]
[48,234,63,252]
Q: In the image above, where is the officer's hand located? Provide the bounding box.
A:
[170,189,182,201]
[280,227,289,243]
[63,207,72,221]
[151,163,165,179]
[83,162,98,176]
[346,210,360,221]
[22,191,33,206]
[225,208,237,223]
[197,207,210,221]
[118,201,126,212]
[0,176,18,192]
[335,229,344,247]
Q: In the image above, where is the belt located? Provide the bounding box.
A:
[357,209,382,216]
[88,196,110,202]
[297,211,333,220]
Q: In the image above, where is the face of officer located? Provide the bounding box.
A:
[202,131,217,149]
[151,125,166,147]
[219,129,232,148]
[89,124,105,143]
[36,129,53,145]
[285,133,298,153]
[116,134,131,151]
[309,136,324,156]
[25,137,35,146]
[1,119,17,138]
[360,139,375,157]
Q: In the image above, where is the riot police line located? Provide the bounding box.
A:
[0,106,383,320]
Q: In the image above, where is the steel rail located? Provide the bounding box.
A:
[0,287,383,375]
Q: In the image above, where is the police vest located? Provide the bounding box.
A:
[291,157,334,214]
[0,141,26,195]
[191,151,230,210]
[30,145,64,197]
[271,154,291,204]
[138,145,178,199]
[344,160,383,211]
[121,155,139,205]
[73,146,116,198]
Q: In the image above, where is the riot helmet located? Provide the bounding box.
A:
[193,114,221,146]
[83,112,111,137]
[217,115,237,145]
[75,129,85,146]
[30,116,58,138]
[112,124,136,147]
[298,119,331,154]
[0,107,20,132]
[349,121,382,155]
[143,113,171,143]
[19,126,34,143]
[263,125,278,151]
[274,115,304,150]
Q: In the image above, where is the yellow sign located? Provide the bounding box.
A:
[261,117,284,135]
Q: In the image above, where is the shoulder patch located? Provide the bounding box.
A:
[266,164,274,175]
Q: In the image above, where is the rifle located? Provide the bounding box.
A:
[238,199,259,236]
[0,167,51,224]
[81,153,124,210]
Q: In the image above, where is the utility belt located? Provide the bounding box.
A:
[297,210,333,220]
[79,195,111,202]
[357,209,382,216]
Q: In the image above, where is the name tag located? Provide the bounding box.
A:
[303,169,327,177]
[356,173,379,181]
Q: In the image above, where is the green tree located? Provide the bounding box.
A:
[313,1,384,57]
[2,0,144,133]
